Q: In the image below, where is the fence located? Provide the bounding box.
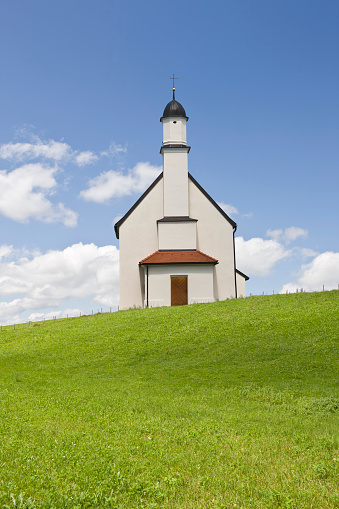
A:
[249,283,339,297]
[0,307,118,331]
[1,285,339,330]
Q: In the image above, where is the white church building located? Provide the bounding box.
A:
[114,89,249,309]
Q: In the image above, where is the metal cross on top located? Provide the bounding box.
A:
[170,74,178,89]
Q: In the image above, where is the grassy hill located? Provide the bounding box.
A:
[0,292,339,508]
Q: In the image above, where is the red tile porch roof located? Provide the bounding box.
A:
[139,250,218,265]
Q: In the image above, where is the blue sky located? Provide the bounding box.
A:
[0,0,338,324]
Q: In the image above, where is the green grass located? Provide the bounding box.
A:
[0,291,339,508]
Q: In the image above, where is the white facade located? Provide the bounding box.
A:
[162,117,187,145]
[145,264,214,308]
[115,91,248,310]
[236,270,247,298]
[158,220,197,250]
[162,147,189,216]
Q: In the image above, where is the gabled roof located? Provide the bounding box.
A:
[114,171,237,239]
[139,250,218,265]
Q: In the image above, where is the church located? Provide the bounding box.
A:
[114,88,249,309]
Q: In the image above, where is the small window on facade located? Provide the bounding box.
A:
[173,121,177,124]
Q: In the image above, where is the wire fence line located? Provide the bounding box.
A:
[249,283,339,297]
[0,307,118,331]
[1,285,339,330]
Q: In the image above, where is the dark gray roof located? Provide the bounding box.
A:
[236,269,250,281]
[160,90,188,121]
[161,99,188,120]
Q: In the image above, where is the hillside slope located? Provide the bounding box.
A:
[0,292,339,508]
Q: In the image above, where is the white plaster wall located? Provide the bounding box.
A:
[188,179,237,300]
[236,273,246,298]
[119,177,163,310]
[146,264,214,308]
[162,117,187,145]
[163,149,189,216]
[158,221,197,250]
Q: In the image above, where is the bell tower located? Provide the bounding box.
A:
[160,87,190,217]
[158,86,197,251]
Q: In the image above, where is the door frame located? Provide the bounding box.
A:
[170,275,188,306]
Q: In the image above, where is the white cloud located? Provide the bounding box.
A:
[28,308,82,321]
[0,137,100,168]
[235,236,291,276]
[284,226,308,243]
[101,142,127,157]
[0,135,135,174]
[0,245,13,259]
[281,252,339,293]
[217,202,238,216]
[266,228,283,242]
[0,140,72,162]
[301,248,319,258]
[0,243,119,325]
[75,151,98,166]
[48,203,78,227]
[79,162,162,202]
[266,226,308,244]
[0,163,77,226]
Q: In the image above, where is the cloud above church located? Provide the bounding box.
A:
[0,132,141,225]
[0,163,78,226]
[79,162,162,202]
[0,139,73,162]
[266,226,308,244]
[0,136,99,168]
[0,243,119,325]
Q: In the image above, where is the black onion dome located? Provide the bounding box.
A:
[160,90,188,121]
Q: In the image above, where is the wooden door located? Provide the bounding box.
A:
[171,276,188,306]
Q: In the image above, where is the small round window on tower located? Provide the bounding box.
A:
[173,121,177,124]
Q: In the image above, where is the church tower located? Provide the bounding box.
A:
[157,89,197,252]
[161,88,190,217]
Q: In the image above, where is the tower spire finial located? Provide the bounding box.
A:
[170,74,178,100]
